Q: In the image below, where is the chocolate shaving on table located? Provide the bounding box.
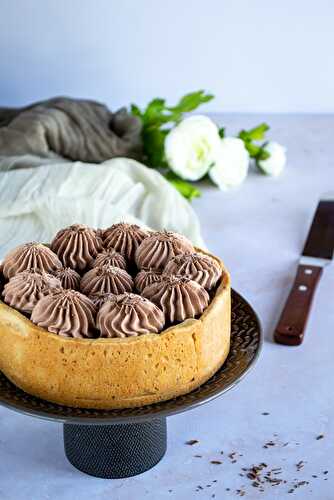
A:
[185,439,199,446]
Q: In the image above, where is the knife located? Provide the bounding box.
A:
[274,196,334,346]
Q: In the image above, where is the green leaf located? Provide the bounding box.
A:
[168,90,214,113]
[254,145,271,174]
[238,123,269,142]
[243,140,271,161]
[218,127,225,138]
[142,128,168,167]
[165,171,201,201]
[132,90,215,130]
[244,141,261,158]
[238,130,249,142]
[142,98,166,125]
[130,104,142,118]
[248,123,269,141]
[238,123,270,160]
[257,148,270,161]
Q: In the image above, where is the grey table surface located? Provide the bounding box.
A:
[0,114,333,500]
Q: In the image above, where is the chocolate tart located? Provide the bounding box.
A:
[0,249,230,410]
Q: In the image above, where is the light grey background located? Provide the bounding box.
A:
[0,0,333,112]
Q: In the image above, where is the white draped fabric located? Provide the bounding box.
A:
[0,156,203,258]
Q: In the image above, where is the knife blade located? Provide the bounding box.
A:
[301,198,334,261]
[274,197,334,345]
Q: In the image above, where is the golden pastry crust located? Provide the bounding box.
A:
[0,249,231,409]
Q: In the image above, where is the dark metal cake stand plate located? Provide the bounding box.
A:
[0,290,262,479]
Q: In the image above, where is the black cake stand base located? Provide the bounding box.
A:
[63,418,167,478]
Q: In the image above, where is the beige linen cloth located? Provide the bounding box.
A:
[0,97,203,258]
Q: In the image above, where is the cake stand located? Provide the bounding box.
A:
[0,290,262,479]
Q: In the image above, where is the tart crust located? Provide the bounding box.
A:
[0,250,231,409]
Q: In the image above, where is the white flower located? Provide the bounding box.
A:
[208,137,249,190]
[257,141,287,176]
[165,115,221,181]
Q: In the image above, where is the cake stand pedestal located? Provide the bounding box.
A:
[0,290,261,479]
[63,418,167,478]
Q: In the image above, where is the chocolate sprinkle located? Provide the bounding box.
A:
[296,460,305,471]
[185,439,199,446]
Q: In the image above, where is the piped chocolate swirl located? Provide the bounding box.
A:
[91,248,127,270]
[3,270,61,313]
[53,267,81,290]
[164,252,221,290]
[134,268,163,293]
[142,274,209,323]
[2,242,62,279]
[103,223,149,261]
[31,289,96,338]
[135,231,194,271]
[97,293,165,338]
[80,264,133,295]
[51,224,102,271]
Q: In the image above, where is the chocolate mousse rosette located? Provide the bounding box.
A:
[31,289,96,338]
[142,274,209,323]
[3,270,62,313]
[135,230,194,271]
[2,242,62,279]
[53,267,81,290]
[164,252,222,290]
[91,248,127,270]
[103,223,149,261]
[134,268,163,293]
[97,293,165,338]
[50,224,103,271]
[80,264,133,296]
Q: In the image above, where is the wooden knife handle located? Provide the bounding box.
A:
[274,264,323,346]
